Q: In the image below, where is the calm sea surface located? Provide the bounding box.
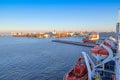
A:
[0,36,90,80]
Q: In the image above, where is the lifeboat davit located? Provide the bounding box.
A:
[91,46,109,55]
[64,57,88,80]
[91,45,109,61]
[103,40,112,49]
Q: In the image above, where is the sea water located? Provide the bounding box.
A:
[0,36,90,80]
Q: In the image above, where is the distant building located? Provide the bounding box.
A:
[37,32,45,38]
[67,32,74,36]
[44,34,50,38]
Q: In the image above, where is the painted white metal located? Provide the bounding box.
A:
[91,41,114,63]
[86,53,95,68]
[85,52,99,78]
[100,44,113,63]
[82,52,92,80]
[91,53,108,61]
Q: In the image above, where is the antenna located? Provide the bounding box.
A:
[118,8,120,23]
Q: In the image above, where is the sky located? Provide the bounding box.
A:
[0,0,120,32]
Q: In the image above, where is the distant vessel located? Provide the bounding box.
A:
[82,33,99,43]
[64,9,120,80]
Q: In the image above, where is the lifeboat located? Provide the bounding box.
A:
[64,57,88,80]
[91,46,108,55]
[91,45,109,61]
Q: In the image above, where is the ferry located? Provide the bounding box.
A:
[64,10,120,80]
[82,33,99,43]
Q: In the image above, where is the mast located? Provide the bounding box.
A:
[115,8,120,80]
[116,8,120,53]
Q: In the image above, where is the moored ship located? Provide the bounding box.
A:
[82,33,99,43]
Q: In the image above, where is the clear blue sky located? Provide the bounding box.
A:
[0,0,120,32]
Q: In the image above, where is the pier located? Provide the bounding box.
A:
[52,40,97,47]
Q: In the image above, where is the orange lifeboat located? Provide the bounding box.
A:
[91,46,109,55]
[74,63,87,77]
[65,70,88,80]
[103,41,112,49]
[64,57,88,80]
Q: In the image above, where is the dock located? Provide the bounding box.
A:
[52,40,97,47]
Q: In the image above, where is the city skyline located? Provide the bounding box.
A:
[0,0,120,32]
